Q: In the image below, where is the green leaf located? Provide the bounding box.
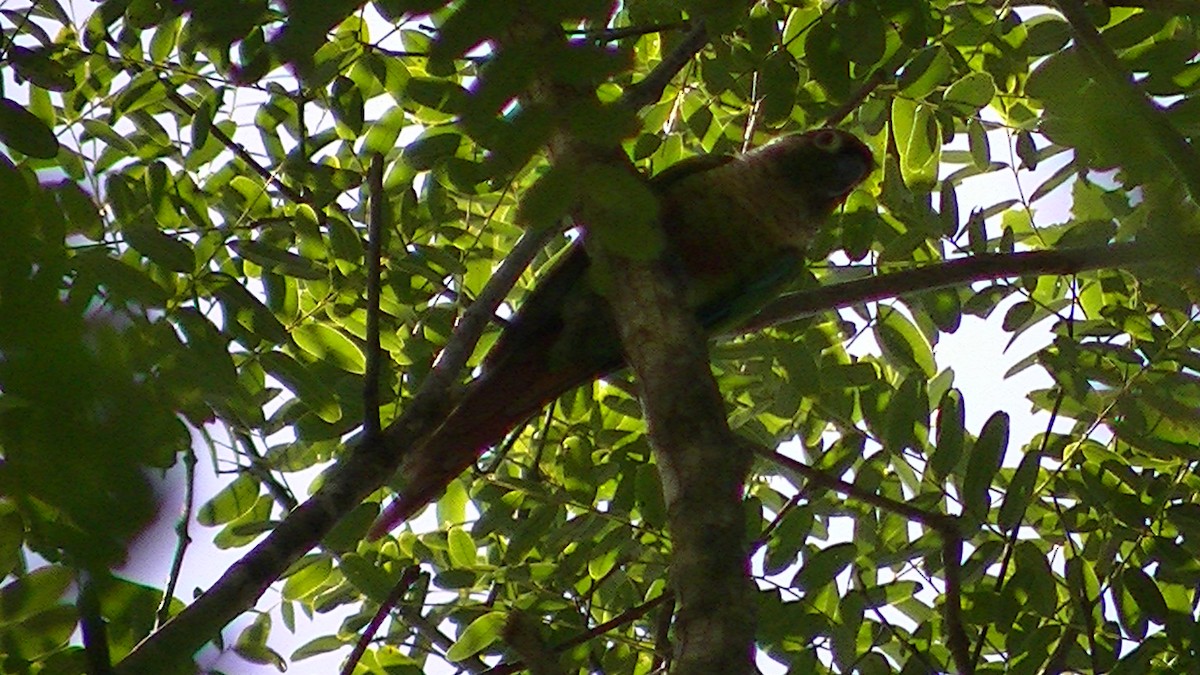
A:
[52,181,104,240]
[998,450,1039,530]
[0,98,59,159]
[875,306,936,377]
[1121,567,1167,623]
[0,566,72,624]
[883,375,925,453]
[364,106,408,154]
[793,542,857,593]
[123,223,195,273]
[197,473,261,526]
[330,75,365,137]
[963,412,1009,521]
[1001,300,1035,333]
[805,19,852,101]
[403,131,463,170]
[234,613,285,669]
[0,508,22,578]
[231,239,327,280]
[292,635,350,661]
[518,163,581,229]
[191,87,222,151]
[942,72,995,116]
[448,526,478,569]
[5,605,77,660]
[339,554,395,603]
[897,46,953,100]
[931,389,965,479]
[891,98,941,189]
[429,0,518,65]
[281,554,333,601]
[579,164,662,260]
[8,46,76,92]
[1114,567,1149,640]
[1022,14,1071,56]
[841,2,887,67]
[759,52,800,125]
[1066,555,1102,624]
[291,323,365,374]
[211,277,290,344]
[446,611,507,662]
[437,478,469,527]
[967,118,990,169]
[73,253,171,307]
[258,351,342,423]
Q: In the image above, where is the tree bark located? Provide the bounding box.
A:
[593,245,756,674]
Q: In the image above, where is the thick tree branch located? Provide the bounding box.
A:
[593,245,755,674]
[742,243,1154,332]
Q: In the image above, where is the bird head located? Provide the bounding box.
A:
[753,128,875,219]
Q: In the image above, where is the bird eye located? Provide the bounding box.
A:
[813,129,843,152]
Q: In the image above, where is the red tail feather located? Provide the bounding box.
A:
[367,351,605,538]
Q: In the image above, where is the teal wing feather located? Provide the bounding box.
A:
[693,251,803,332]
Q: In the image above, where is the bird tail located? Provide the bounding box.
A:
[367,356,602,538]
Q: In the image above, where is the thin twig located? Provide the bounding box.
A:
[414,227,557,401]
[156,446,198,629]
[502,613,566,675]
[756,444,956,534]
[824,70,888,128]
[235,429,298,512]
[942,535,972,675]
[339,566,420,675]
[363,153,386,438]
[621,21,709,110]
[395,604,491,673]
[482,595,671,675]
[79,569,115,675]
[651,590,675,673]
[162,87,311,208]
[572,21,689,43]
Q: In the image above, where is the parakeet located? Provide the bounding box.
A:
[369,128,873,538]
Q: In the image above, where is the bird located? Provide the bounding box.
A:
[369,128,874,538]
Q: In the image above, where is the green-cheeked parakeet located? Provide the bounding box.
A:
[369,128,873,537]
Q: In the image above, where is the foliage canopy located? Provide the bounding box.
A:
[1,0,1199,673]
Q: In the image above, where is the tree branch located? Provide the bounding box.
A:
[340,566,420,675]
[622,21,709,111]
[483,595,671,675]
[593,244,755,674]
[116,222,554,673]
[742,243,1155,333]
[362,153,386,438]
[757,447,971,673]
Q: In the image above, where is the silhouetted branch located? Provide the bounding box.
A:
[745,243,1154,332]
